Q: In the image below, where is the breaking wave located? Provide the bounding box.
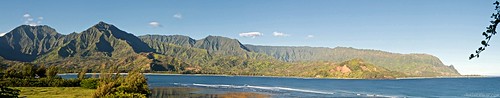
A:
[192,83,334,95]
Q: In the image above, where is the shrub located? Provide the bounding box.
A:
[0,78,37,87]
[3,64,36,79]
[93,69,151,98]
[35,65,47,78]
[118,70,150,95]
[81,78,99,89]
[93,82,117,98]
[45,66,59,78]
[78,67,88,80]
[0,86,19,98]
[60,78,81,87]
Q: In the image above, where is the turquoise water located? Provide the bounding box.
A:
[62,74,500,97]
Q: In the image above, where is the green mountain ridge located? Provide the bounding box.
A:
[285,58,406,78]
[138,35,273,60]
[0,25,64,61]
[0,22,460,78]
[245,45,460,76]
[31,22,153,62]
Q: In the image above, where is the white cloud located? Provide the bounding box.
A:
[307,35,314,38]
[28,23,38,26]
[239,32,263,38]
[23,13,42,26]
[23,14,30,18]
[272,32,289,37]
[0,32,6,37]
[149,21,161,27]
[173,13,182,19]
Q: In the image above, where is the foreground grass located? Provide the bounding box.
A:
[13,87,95,98]
[12,87,270,98]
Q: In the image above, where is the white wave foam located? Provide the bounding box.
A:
[192,83,245,88]
[172,83,189,86]
[246,85,334,94]
[354,92,404,98]
[189,83,334,95]
[174,83,403,97]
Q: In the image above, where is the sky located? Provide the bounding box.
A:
[0,0,498,75]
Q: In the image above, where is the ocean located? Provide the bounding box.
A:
[62,74,500,97]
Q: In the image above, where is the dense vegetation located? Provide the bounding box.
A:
[284,59,406,78]
[92,70,151,98]
[0,64,80,87]
[0,22,459,79]
[0,62,151,98]
[140,35,458,77]
[245,45,460,76]
[0,64,76,98]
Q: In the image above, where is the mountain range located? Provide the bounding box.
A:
[0,22,460,78]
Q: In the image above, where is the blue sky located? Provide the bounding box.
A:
[0,0,498,75]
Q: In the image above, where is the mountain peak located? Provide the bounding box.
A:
[97,21,111,25]
[17,25,54,30]
[93,21,115,30]
[9,25,60,36]
[204,35,233,40]
[193,35,251,55]
[0,24,62,61]
[20,24,49,27]
[77,21,155,53]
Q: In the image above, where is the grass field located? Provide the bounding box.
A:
[12,87,269,98]
[13,87,95,98]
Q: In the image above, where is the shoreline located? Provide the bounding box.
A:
[58,73,493,80]
[59,73,374,80]
[395,75,492,79]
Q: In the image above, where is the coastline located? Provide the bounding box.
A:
[59,73,374,80]
[395,75,491,79]
[58,73,492,80]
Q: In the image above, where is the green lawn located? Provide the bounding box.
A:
[13,87,95,98]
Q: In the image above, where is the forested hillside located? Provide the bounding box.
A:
[245,45,460,76]
[0,22,460,78]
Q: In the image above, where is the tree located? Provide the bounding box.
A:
[118,70,150,95]
[2,63,38,78]
[46,66,58,78]
[80,78,99,89]
[3,67,20,78]
[20,64,35,78]
[93,69,150,98]
[470,1,500,60]
[78,67,88,80]
[93,82,117,98]
[35,65,47,78]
